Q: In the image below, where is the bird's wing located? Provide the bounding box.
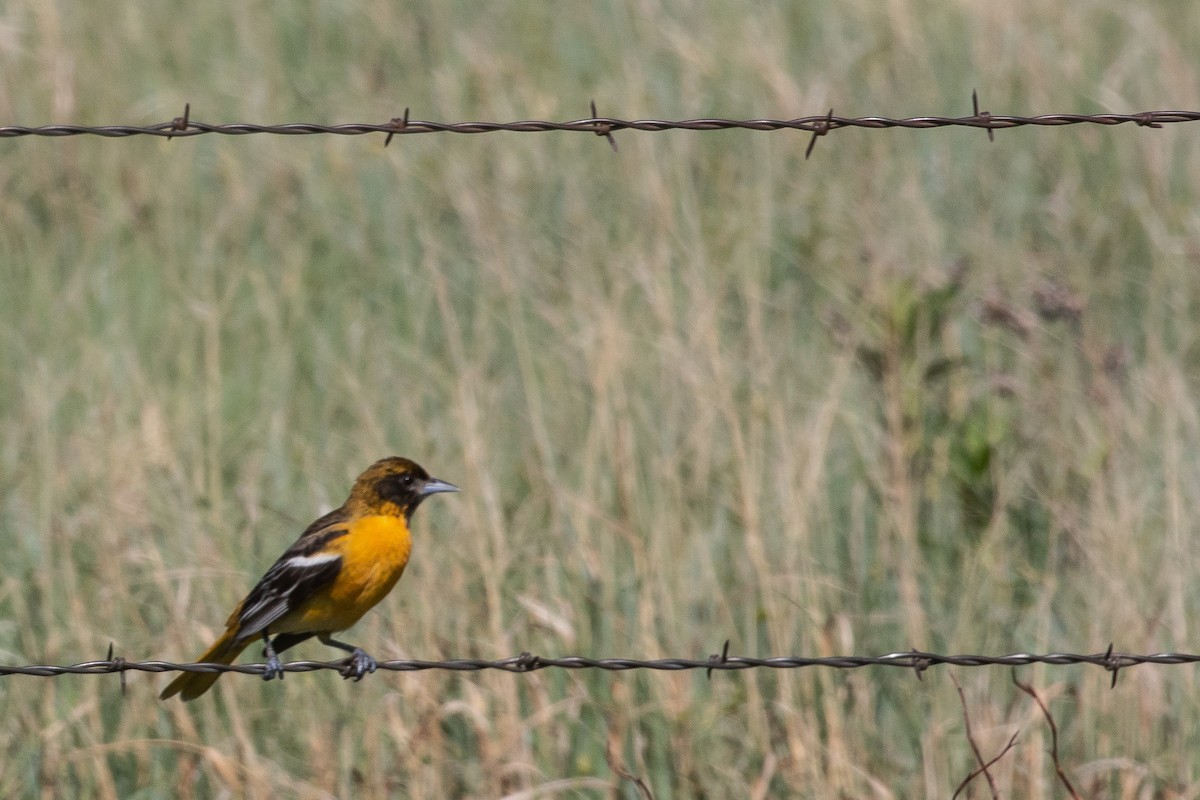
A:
[229,508,352,642]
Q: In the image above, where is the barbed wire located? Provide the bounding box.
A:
[0,97,1195,156]
[0,647,1191,685]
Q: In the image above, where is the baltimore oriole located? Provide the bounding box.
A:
[160,456,458,701]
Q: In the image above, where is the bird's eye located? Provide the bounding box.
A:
[401,474,414,486]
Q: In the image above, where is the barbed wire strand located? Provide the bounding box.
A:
[0,99,1193,144]
[0,648,1192,683]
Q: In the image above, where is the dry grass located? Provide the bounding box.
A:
[1,0,1200,796]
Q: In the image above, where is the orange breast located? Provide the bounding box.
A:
[285,514,413,633]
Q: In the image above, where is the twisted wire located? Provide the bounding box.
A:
[0,107,1192,141]
[0,649,1185,681]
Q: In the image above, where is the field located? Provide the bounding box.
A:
[2,1,1200,797]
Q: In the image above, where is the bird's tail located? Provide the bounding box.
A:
[159,627,249,701]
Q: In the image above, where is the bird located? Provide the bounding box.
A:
[159,456,458,701]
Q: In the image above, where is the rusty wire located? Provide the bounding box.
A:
[0,104,1194,143]
[0,648,1192,683]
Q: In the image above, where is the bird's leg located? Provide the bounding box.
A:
[261,629,284,682]
[270,632,316,656]
[318,633,378,681]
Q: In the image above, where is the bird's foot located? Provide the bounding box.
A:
[340,648,377,681]
[262,649,285,682]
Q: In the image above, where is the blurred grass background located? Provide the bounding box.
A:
[1,0,1199,797]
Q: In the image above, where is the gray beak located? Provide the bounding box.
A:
[420,477,460,497]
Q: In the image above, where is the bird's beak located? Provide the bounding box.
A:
[420,477,460,496]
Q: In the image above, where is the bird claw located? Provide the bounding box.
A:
[340,648,377,681]
[263,650,285,682]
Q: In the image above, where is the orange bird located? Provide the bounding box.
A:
[160,457,458,701]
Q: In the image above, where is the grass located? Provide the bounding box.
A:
[1,0,1200,796]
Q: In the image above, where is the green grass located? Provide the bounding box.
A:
[2,0,1200,796]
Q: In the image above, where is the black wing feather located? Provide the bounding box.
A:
[231,509,352,642]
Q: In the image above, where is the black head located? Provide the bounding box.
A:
[350,456,459,517]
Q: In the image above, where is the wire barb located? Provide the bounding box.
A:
[972,90,995,142]
[1135,111,1164,128]
[515,651,542,672]
[707,640,731,679]
[106,642,127,695]
[590,100,618,152]
[384,107,409,147]
[166,102,190,142]
[805,108,834,159]
[910,649,932,681]
[1103,642,1122,688]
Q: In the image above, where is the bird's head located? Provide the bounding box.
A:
[349,456,459,519]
